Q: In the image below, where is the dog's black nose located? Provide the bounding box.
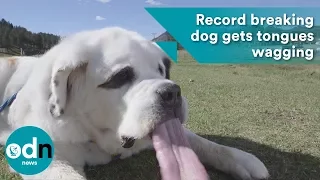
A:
[121,136,135,148]
[157,83,181,105]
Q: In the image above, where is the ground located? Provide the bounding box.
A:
[1,51,320,180]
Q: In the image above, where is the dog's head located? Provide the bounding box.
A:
[47,27,188,148]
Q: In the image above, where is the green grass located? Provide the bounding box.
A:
[1,51,320,179]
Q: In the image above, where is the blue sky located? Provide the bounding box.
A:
[1,0,320,40]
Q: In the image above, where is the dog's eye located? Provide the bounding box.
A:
[162,57,171,79]
[98,66,135,89]
[158,64,164,76]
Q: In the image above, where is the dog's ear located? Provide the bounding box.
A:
[48,57,88,118]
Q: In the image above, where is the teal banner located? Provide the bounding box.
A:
[146,7,320,64]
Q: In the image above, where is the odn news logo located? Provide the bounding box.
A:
[5,126,54,175]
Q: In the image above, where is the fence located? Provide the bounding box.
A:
[0,46,24,57]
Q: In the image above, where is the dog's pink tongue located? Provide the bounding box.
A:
[152,119,208,180]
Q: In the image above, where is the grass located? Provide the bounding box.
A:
[1,51,320,179]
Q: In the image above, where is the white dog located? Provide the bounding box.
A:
[0,27,269,180]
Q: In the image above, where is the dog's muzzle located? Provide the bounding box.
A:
[157,83,183,123]
[121,83,182,149]
[157,83,182,107]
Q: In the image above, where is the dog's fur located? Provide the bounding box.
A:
[0,27,269,180]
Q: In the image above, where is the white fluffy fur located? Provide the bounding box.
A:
[0,27,269,180]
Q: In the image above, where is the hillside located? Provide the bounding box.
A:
[0,18,60,56]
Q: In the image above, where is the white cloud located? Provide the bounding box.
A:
[95,16,105,21]
[145,0,162,5]
[96,0,111,3]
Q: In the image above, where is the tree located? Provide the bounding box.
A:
[0,18,60,55]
